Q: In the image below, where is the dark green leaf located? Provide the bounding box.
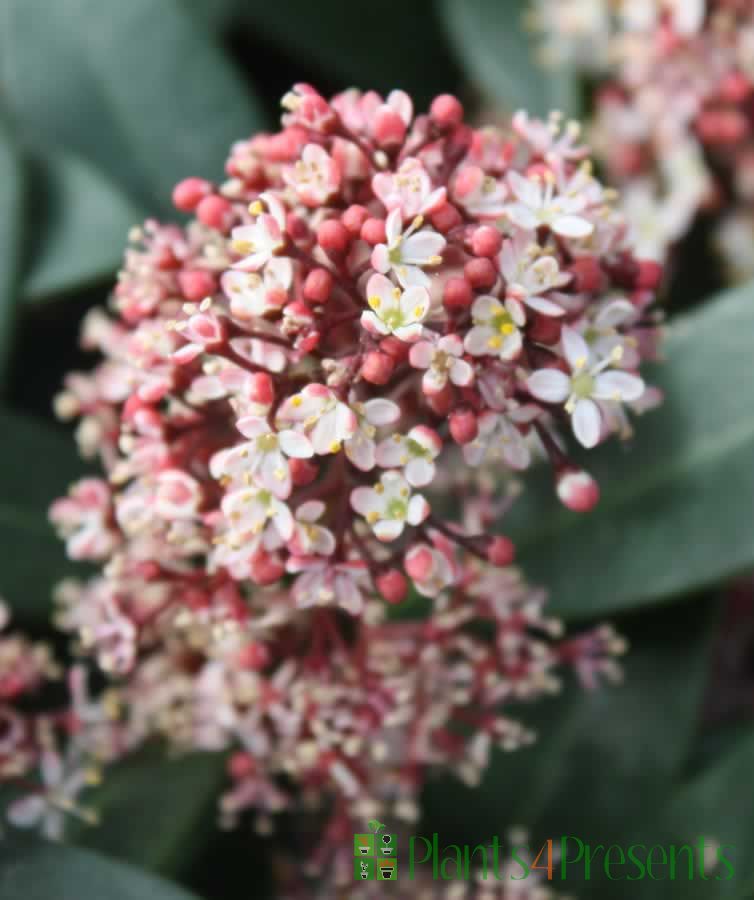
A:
[507,282,754,619]
[422,601,714,852]
[73,746,227,876]
[0,411,87,625]
[438,0,580,118]
[23,150,144,304]
[2,0,268,213]
[0,114,25,396]
[0,842,202,900]
[239,0,459,109]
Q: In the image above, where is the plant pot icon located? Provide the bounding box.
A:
[379,865,395,879]
[360,872,369,880]
[381,834,394,855]
[358,845,370,855]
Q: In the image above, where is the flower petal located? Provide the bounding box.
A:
[572,398,602,448]
[527,369,570,403]
[593,371,645,403]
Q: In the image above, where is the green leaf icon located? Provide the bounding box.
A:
[368,820,384,834]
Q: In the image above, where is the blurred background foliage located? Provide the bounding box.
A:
[1,1,754,898]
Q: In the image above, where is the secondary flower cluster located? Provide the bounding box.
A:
[27,86,654,873]
[531,0,754,276]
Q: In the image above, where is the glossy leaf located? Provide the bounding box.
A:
[507,282,754,619]
[23,150,144,303]
[73,747,227,876]
[0,411,87,624]
[1,0,268,213]
[438,0,580,118]
[0,842,201,900]
[0,114,25,395]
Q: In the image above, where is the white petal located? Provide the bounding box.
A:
[527,369,570,403]
[464,325,495,357]
[375,436,406,468]
[449,358,474,387]
[572,398,602,448]
[278,430,314,458]
[408,340,435,369]
[235,416,268,439]
[399,286,430,321]
[595,298,635,329]
[345,433,376,471]
[593,371,645,403]
[297,500,325,523]
[360,310,389,336]
[7,795,46,827]
[405,457,435,487]
[402,230,446,264]
[470,294,503,321]
[525,295,565,317]
[374,519,405,542]
[553,215,594,238]
[406,494,430,525]
[351,487,379,516]
[363,398,401,426]
[561,326,591,370]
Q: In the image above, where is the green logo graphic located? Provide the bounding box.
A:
[354,820,398,881]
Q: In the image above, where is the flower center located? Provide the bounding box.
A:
[406,438,429,458]
[491,311,516,336]
[383,309,405,330]
[571,372,595,398]
[386,498,407,520]
[256,434,279,452]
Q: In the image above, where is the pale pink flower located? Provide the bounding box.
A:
[49,478,117,561]
[464,295,526,360]
[375,426,443,487]
[372,157,446,220]
[275,384,357,455]
[222,257,293,320]
[409,333,474,394]
[504,170,594,238]
[361,272,430,342]
[499,232,569,316]
[462,408,536,471]
[350,471,429,541]
[289,501,336,557]
[452,165,508,218]
[287,556,368,614]
[371,209,445,288]
[344,397,401,472]
[230,193,286,271]
[283,143,341,206]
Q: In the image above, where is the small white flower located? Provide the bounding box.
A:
[210,416,313,500]
[499,231,569,316]
[409,333,474,395]
[344,397,401,472]
[290,501,336,557]
[230,193,286,271]
[527,326,645,448]
[275,384,357,455]
[452,165,508,218]
[350,471,429,542]
[375,426,442,487]
[287,557,368,615]
[372,157,446,220]
[361,272,430,342]
[222,257,293,320]
[504,170,594,238]
[221,486,294,547]
[283,143,341,207]
[464,295,526,360]
[462,408,537,470]
[371,209,446,288]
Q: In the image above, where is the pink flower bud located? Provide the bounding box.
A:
[429,202,462,233]
[178,269,217,302]
[228,752,256,780]
[196,195,233,231]
[404,545,434,581]
[527,313,562,345]
[487,536,515,566]
[236,641,270,671]
[360,217,387,245]
[568,256,604,294]
[635,260,663,291]
[341,204,369,234]
[464,258,497,290]
[449,408,478,445]
[443,276,473,311]
[372,106,407,146]
[248,372,275,407]
[379,336,410,362]
[376,569,408,604]
[426,384,453,417]
[250,551,285,585]
[303,268,333,304]
[290,457,319,486]
[361,351,395,385]
[471,225,502,258]
[317,219,350,253]
[430,94,464,127]
[172,177,212,212]
[556,469,600,513]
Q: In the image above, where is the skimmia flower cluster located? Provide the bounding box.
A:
[532,0,754,276]
[4,85,658,878]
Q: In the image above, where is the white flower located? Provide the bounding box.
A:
[371,209,446,288]
[275,384,357,455]
[452,165,508,218]
[222,257,293,320]
[372,157,446,220]
[290,501,336,556]
[350,471,429,542]
[409,333,474,394]
[404,540,457,598]
[7,751,96,840]
[221,486,294,547]
[499,232,569,316]
[361,272,430,342]
[288,557,368,615]
[504,171,594,238]
[210,416,313,500]
[344,397,401,471]
[527,326,645,448]
[283,143,341,206]
[375,426,442,487]
[462,408,537,470]
[464,295,526,360]
[230,193,286,271]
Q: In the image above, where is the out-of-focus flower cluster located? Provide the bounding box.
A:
[3,85,658,876]
[531,0,754,277]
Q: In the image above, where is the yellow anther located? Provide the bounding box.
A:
[329,441,341,453]
[413,306,424,317]
[374,483,385,495]
[488,336,503,349]
[499,323,515,336]
[291,396,303,407]
[574,355,587,370]
[249,200,263,215]
[368,295,381,309]
[367,511,380,524]
[392,287,401,299]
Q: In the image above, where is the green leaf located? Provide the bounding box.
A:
[0,113,25,396]
[73,746,227,876]
[0,842,202,900]
[507,282,754,620]
[422,601,714,851]
[0,411,87,625]
[239,0,459,110]
[438,0,580,118]
[2,0,268,213]
[23,150,144,304]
